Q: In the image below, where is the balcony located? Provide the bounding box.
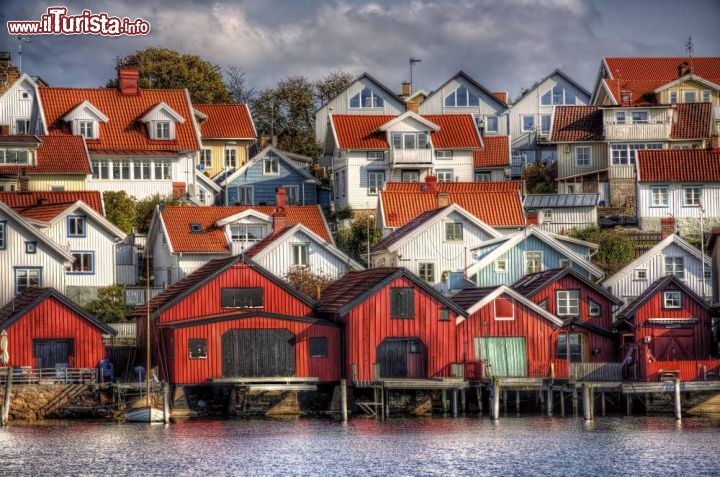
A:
[388,148,433,167]
[604,122,671,141]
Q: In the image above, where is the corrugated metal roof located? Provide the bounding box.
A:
[524,193,599,208]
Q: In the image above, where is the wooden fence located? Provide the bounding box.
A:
[0,367,96,384]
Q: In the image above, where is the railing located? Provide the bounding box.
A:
[389,149,432,165]
[604,122,670,141]
[643,360,720,382]
[0,367,96,384]
[570,362,622,381]
[125,286,164,306]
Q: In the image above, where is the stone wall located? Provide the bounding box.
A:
[609,178,636,208]
[0,384,114,421]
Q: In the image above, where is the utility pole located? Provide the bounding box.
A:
[409,57,421,92]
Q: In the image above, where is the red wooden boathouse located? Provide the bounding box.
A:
[0,287,116,369]
[127,255,341,385]
[316,268,467,384]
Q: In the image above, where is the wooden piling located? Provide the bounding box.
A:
[560,390,565,416]
[451,389,458,417]
[383,386,389,420]
[601,392,606,417]
[1,368,12,426]
[582,384,592,421]
[515,391,520,414]
[572,387,579,417]
[163,382,170,424]
[340,379,348,422]
[502,390,507,413]
[547,387,553,417]
[476,386,483,415]
[674,378,681,420]
[491,378,500,420]
[626,394,632,416]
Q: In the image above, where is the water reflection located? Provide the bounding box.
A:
[0,417,718,476]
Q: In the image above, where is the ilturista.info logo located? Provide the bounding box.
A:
[7,6,151,36]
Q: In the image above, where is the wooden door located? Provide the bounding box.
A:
[653,328,694,360]
[221,329,296,377]
[376,338,427,378]
[33,339,72,368]
[475,337,527,377]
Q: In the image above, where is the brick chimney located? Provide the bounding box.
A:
[424,175,438,193]
[526,210,539,226]
[406,100,419,113]
[0,125,8,136]
[436,191,450,208]
[118,68,139,96]
[712,132,719,152]
[401,81,411,97]
[272,188,287,234]
[0,52,20,95]
[660,217,676,239]
[18,175,29,192]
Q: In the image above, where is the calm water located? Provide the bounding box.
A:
[0,416,718,476]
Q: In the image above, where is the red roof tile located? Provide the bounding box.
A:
[671,103,712,139]
[162,205,331,253]
[0,135,91,175]
[492,92,509,104]
[602,57,720,105]
[384,181,522,193]
[0,191,104,216]
[39,87,200,152]
[194,104,256,139]
[381,188,525,228]
[330,114,481,150]
[637,149,720,182]
[473,135,510,167]
[551,106,604,142]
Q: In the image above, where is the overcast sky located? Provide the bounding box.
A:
[2,0,719,101]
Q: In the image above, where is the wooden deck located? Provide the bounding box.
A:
[211,376,318,392]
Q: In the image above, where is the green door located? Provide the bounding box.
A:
[475,337,527,377]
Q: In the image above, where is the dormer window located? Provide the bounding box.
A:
[540,84,576,106]
[14,118,31,135]
[391,132,428,149]
[154,121,171,140]
[190,223,202,233]
[349,86,384,108]
[79,121,95,139]
[444,85,479,107]
[0,149,31,164]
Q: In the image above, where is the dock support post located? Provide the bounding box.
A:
[340,379,348,422]
[582,384,592,421]
[502,390,507,413]
[674,378,681,420]
[601,392,606,417]
[451,389,458,417]
[547,387,553,417]
[572,387,579,417]
[515,391,520,414]
[491,378,500,420]
[477,386,483,415]
[383,386,389,420]
[2,368,12,426]
[163,382,170,424]
[560,390,565,417]
[626,394,632,416]
[461,388,466,413]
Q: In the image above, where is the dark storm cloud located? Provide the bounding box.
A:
[1,0,719,98]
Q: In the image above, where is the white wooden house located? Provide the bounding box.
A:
[0,73,43,136]
[636,148,720,235]
[370,203,501,288]
[603,227,712,313]
[523,193,599,234]
[710,227,720,305]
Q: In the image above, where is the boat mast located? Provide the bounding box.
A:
[145,251,151,409]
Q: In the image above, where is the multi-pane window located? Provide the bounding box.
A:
[390,288,415,318]
[475,171,491,182]
[634,269,648,280]
[112,162,130,180]
[664,257,685,279]
[349,86,384,108]
[134,162,151,180]
[401,170,419,182]
[558,333,583,362]
[92,160,110,179]
[611,143,662,165]
[155,161,171,180]
[521,115,535,132]
[0,221,5,250]
[0,149,30,164]
[542,209,553,223]
[309,337,328,358]
[683,186,701,206]
[70,252,94,273]
[264,157,279,175]
[230,225,264,243]
[631,111,649,124]
[391,132,428,149]
[663,291,682,308]
[220,287,264,308]
[79,121,94,139]
[445,223,463,241]
[233,186,253,205]
[575,147,591,166]
[651,187,668,207]
[15,118,31,134]
[540,84,576,105]
[615,111,626,124]
[284,185,299,205]
[436,170,453,182]
[418,263,435,283]
[367,151,385,161]
[540,114,551,133]
[557,290,580,316]
[188,338,207,359]
[200,149,212,168]
[225,149,237,169]
[291,244,309,265]
[485,116,499,133]
[444,85,479,107]
[669,91,677,104]
[368,171,384,195]
[155,121,171,139]
[16,268,40,293]
[494,260,508,273]
[525,251,542,274]
[588,300,601,316]
[683,90,696,103]
[701,90,711,103]
[67,216,86,237]
[435,150,452,160]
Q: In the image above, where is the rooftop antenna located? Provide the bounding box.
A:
[409,57,421,92]
[17,36,31,73]
[685,36,694,71]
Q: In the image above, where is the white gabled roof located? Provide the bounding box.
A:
[62,100,109,123]
[602,233,711,288]
[140,101,186,123]
[456,285,564,326]
[0,201,74,262]
[46,200,126,240]
[215,209,271,227]
[378,111,440,132]
[220,145,320,187]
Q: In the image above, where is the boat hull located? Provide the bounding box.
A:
[125,406,165,423]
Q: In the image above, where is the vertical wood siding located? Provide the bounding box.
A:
[4,296,106,368]
[226,155,317,206]
[0,78,42,133]
[165,316,341,384]
[343,276,459,382]
[556,143,608,179]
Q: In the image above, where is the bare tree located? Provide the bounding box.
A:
[225,66,257,104]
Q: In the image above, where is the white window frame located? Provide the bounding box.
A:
[112,161,130,180]
[435,150,452,160]
[651,186,668,207]
[14,118,31,134]
[663,291,682,309]
[69,251,94,274]
[436,169,453,183]
[631,111,649,124]
[418,262,435,283]
[588,299,601,316]
[349,86,384,109]
[475,171,491,182]
[200,149,212,168]
[92,160,110,179]
[230,224,264,243]
[669,91,677,104]
[524,251,542,274]
[234,186,253,205]
[134,161,151,180]
[291,243,309,266]
[701,90,711,103]
[615,111,626,124]
[367,151,385,161]
[445,223,463,241]
[575,146,591,166]
[540,114,551,133]
[682,90,696,103]
[154,121,171,140]
[521,115,535,132]
[225,149,237,169]
[485,116,499,133]
[444,85,479,108]
[154,161,171,180]
[557,290,580,316]
[683,186,701,206]
[401,170,420,183]
[79,120,95,139]
[664,257,685,279]
[15,268,41,294]
[494,259,508,273]
[264,157,279,175]
[284,185,300,205]
[367,171,385,195]
[542,209,553,224]
[633,269,648,281]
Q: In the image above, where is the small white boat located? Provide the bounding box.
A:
[125,405,164,423]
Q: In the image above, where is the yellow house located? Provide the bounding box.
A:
[193,104,257,179]
[0,135,90,192]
